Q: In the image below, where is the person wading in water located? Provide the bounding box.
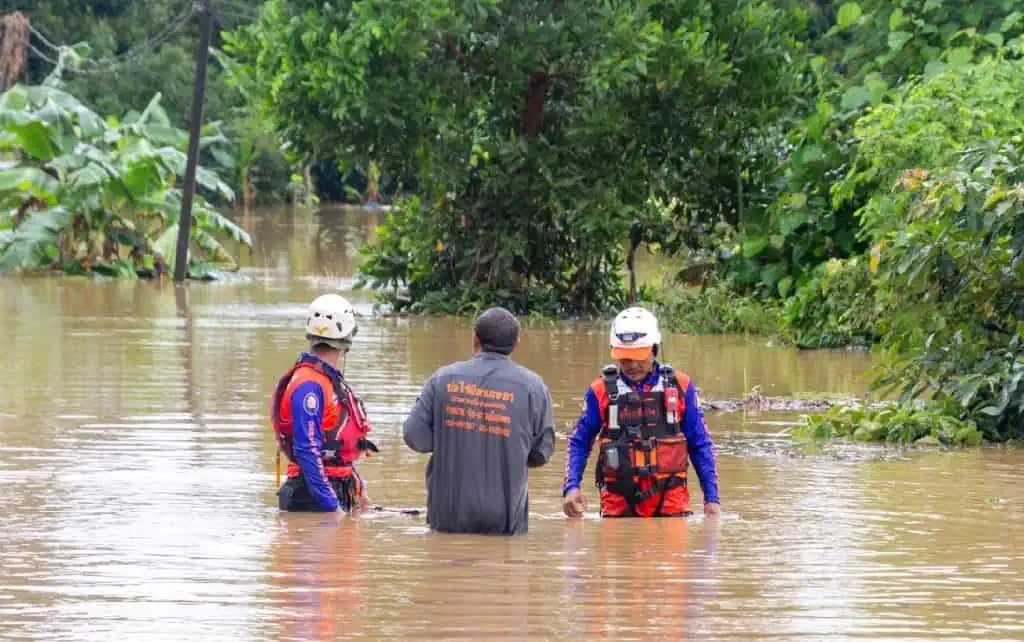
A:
[562,306,721,519]
[270,294,378,512]
[403,307,555,535]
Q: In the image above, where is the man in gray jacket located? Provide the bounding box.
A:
[403,307,555,535]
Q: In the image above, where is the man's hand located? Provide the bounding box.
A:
[704,502,721,516]
[563,489,587,518]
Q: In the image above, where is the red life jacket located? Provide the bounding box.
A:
[270,356,377,478]
[593,364,691,517]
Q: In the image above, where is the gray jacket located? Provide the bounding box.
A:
[403,351,555,535]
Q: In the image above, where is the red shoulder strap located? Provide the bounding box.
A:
[270,363,301,429]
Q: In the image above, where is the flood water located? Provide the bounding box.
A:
[1,205,1022,641]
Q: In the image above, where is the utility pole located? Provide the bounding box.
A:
[174,0,215,283]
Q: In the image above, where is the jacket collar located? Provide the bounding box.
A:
[474,351,511,361]
[298,352,341,379]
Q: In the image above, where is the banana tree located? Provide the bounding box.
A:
[0,81,250,278]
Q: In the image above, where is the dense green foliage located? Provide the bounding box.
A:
[228,0,811,314]
[0,81,250,277]
[8,0,234,122]
[795,56,1024,444]
[734,0,1024,299]
[865,142,1024,442]
[647,279,782,337]
[782,257,880,349]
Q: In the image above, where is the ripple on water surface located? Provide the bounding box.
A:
[1,228,1023,640]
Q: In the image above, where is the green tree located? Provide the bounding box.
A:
[732,0,1024,297]
[228,0,811,314]
[797,58,1024,444]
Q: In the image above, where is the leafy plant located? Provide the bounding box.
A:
[842,57,1024,241]
[865,144,1024,441]
[0,81,250,278]
[644,278,783,336]
[783,256,881,349]
[732,1,1024,297]
[795,402,983,446]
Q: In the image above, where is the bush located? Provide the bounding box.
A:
[864,145,1024,443]
[783,256,881,349]
[795,403,983,446]
[645,278,783,336]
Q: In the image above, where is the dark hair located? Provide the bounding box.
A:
[306,335,350,352]
[474,307,521,355]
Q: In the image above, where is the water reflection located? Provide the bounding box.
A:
[269,514,368,642]
[558,517,723,639]
[234,204,384,285]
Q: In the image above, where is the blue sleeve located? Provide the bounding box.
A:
[290,381,339,511]
[562,387,602,496]
[682,381,719,504]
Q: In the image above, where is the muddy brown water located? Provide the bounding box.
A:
[1,206,1022,641]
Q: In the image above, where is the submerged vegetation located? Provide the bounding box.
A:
[795,404,984,447]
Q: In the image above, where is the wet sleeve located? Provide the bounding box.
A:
[527,385,555,468]
[403,375,436,453]
[562,387,601,496]
[682,380,719,505]
[290,381,339,512]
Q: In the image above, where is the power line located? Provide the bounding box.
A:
[27,43,60,67]
[26,0,196,75]
[211,0,260,31]
[26,23,59,52]
[77,2,196,72]
[217,8,259,21]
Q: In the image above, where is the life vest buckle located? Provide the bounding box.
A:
[636,437,656,452]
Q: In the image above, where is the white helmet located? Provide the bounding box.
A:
[305,294,358,349]
[609,306,661,360]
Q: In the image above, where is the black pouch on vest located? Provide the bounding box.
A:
[598,441,630,478]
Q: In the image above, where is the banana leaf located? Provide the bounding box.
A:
[0,206,70,272]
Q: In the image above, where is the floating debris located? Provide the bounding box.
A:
[701,386,890,414]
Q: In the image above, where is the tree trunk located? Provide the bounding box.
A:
[627,223,642,305]
[0,12,30,91]
[524,72,549,138]
[735,158,744,224]
[303,164,314,207]
[243,165,254,215]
